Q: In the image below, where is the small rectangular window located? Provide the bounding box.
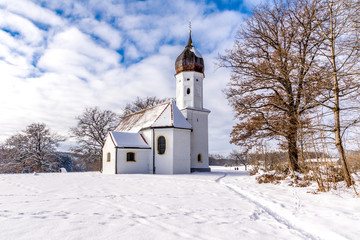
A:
[126,152,136,162]
[106,152,111,162]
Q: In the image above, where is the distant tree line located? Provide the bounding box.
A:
[210,150,331,171]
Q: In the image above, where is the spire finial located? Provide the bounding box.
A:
[186,20,193,47]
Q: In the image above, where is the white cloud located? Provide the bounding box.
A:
[38,27,121,79]
[0,9,44,45]
[0,0,64,27]
[78,18,122,49]
[125,44,140,60]
[126,28,163,53]
[48,27,119,63]
[0,29,39,78]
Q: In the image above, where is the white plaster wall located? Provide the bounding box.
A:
[176,71,204,110]
[116,148,151,174]
[182,109,210,169]
[154,128,173,174]
[140,129,152,145]
[102,137,116,174]
[172,129,191,174]
[140,129,154,173]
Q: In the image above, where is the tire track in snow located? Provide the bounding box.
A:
[216,175,322,240]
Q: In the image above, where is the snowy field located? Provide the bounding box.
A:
[0,167,359,240]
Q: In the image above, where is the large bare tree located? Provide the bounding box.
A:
[220,0,325,172]
[71,107,119,171]
[0,123,65,173]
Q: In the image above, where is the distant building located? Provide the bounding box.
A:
[102,31,210,174]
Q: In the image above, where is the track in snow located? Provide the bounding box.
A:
[215,173,343,240]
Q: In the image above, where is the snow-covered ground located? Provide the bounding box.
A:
[0,167,359,240]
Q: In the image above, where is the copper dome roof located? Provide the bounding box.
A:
[175,32,204,74]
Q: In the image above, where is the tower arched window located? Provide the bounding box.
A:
[187,88,190,95]
[157,136,166,155]
[197,153,203,163]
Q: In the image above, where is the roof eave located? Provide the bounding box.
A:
[115,146,151,149]
[141,126,192,131]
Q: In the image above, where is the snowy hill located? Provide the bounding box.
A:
[0,167,359,240]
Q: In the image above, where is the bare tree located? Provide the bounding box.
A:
[70,107,119,171]
[1,134,28,173]
[0,123,65,173]
[314,0,360,186]
[121,96,170,118]
[71,97,169,171]
[25,123,65,172]
[220,0,326,172]
[229,150,251,170]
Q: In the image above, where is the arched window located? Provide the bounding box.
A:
[197,153,202,163]
[187,88,190,94]
[157,136,166,155]
[106,152,111,162]
[126,152,136,162]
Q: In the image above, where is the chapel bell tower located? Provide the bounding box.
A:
[175,31,204,109]
[175,30,211,172]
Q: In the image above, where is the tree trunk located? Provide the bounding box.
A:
[287,107,300,172]
[287,134,300,172]
[333,88,352,187]
[333,79,352,186]
[99,155,103,172]
[36,159,42,172]
[329,3,353,187]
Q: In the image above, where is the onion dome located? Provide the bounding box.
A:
[175,31,204,74]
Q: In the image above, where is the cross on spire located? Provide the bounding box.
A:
[189,19,192,33]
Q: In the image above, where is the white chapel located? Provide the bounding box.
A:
[102,31,210,174]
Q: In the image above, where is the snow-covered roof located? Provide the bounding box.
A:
[109,131,150,148]
[114,100,192,133]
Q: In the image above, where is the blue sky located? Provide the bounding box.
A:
[0,0,263,155]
